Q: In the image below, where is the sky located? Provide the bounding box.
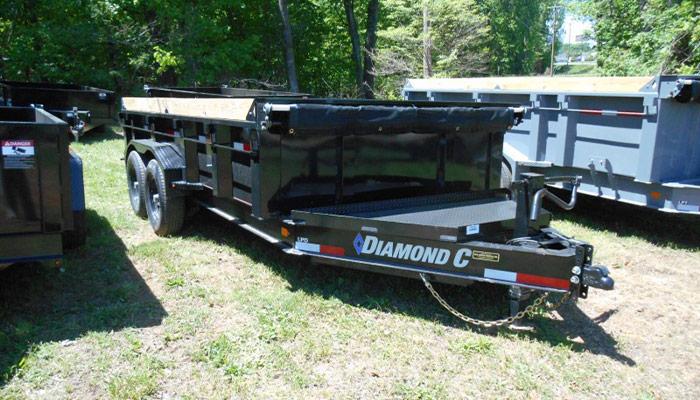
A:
[562,16,594,44]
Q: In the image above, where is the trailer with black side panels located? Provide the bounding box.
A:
[0,106,86,269]
[403,75,700,216]
[1,81,117,140]
[120,95,614,324]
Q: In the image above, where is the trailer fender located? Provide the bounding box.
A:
[62,149,87,248]
[127,139,184,185]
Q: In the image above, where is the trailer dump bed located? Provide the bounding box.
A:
[120,93,613,323]
[403,75,700,216]
[0,106,86,266]
[1,80,116,139]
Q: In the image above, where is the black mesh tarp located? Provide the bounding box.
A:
[286,104,516,136]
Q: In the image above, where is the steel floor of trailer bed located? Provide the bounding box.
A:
[291,191,544,242]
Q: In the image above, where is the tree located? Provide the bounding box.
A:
[582,0,699,75]
[343,0,365,96]
[477,0,563,75]
[278,0,299,92]
[373,0,490,97]
[363,0,380,98]
[423,4,433,78]
[342,0,380,98]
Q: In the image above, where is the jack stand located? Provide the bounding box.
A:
[508,286,532,324]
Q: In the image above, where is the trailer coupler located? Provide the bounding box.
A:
[582,264,614,290]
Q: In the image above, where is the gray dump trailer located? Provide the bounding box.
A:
[120,93,614,324]
[403,75,700,216]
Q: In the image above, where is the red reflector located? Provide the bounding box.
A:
[579,109,603,116]
[244,143,251,151]
[167,130,175,135]
[516,273,570,290]
[320,245,345,256]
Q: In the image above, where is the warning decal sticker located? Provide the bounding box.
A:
[2,140,35,169]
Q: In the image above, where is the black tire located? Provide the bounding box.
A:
[500,161,513,189]
[145,159,185,236]
[126,151,148,218]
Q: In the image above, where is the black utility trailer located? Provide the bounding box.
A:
[1,81,116,140]
[0,106,86,267]
[120,94,614,323]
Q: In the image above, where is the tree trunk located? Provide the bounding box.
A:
[362,0,379,99]
[278,0,299,92]
[343,0,364,97]
[423,5,433,78]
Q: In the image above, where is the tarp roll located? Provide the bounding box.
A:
[286,104,516,136]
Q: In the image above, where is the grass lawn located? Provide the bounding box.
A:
[553,63,598,76]
[1,127,698,399]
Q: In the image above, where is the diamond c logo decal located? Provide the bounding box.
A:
[353,233,365,255]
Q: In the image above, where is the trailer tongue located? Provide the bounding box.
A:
[120,94,613,324]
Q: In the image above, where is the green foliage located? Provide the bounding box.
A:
[478,0,565,75]
[0,0,287,92]
[5,0,693,96]
[374,0,491,97]
[289,0,364,97]
[583,0,700,75]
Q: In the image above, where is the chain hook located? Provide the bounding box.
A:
[419,273,570,327]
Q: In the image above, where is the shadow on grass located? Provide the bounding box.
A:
[0,210,166,386]
[506,304,635,366]
[548,189,700,251]
[180,211,633,365]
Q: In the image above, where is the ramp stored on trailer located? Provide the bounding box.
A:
[120,94,613,324]
[403,75,700,216]
[144,85,306,98]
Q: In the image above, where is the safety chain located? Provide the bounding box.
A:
[419,273,571,327]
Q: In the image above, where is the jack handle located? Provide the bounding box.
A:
[530,176,582,220]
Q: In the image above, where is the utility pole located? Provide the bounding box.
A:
[549,5,562,77]
[567,21,572,66]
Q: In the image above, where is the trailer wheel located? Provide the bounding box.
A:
[126,151,148,218]
[501,161,513,189]
[145,159,185,236]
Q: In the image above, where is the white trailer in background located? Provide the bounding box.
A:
[403,75,700,216]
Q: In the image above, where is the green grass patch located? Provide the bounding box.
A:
[107,355,165,400]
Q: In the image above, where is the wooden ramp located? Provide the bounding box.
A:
[405,76,655,93]
[121,97,254,121]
